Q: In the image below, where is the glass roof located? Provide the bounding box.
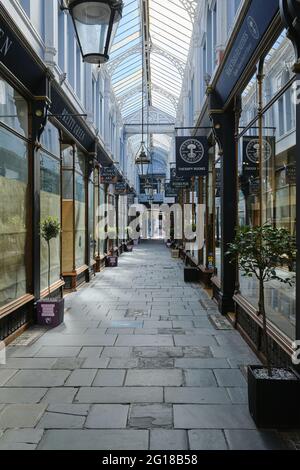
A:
[108,0,197,120]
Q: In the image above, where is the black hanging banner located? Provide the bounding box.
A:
[242,136,275,178]
[176,136,209,177]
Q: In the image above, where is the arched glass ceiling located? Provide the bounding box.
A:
[108,0,197,120]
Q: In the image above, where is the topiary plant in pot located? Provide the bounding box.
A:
[227,224,299,428]
[37,217,64,327]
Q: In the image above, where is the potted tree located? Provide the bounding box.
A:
[227,224,299,428]
[37,217,64,327]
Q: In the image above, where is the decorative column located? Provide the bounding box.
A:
[44,0,58,69]
[280,0,300,341]
[208,88,238,315]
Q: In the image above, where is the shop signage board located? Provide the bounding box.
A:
[170,168,191,189]
[115,182,127,194]
[176,136,209,177]
[0,10,47,96]
[100,166,118,184]
[165,182,178,198]
[50,85,94,152]
[216,0,279,104]
[242,136,275,178]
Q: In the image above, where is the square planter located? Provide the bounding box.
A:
[133,239,139,246]
[171,249,179,258]
[125,244,133,252]
[248,365,300,428]
[37,298,65,328]
[106,255,118,267]
[184,267,200,282]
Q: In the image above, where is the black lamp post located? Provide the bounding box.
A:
[64,0,123,64]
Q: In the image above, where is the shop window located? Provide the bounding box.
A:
[75,151,86,268]
[40,148,61,292]
[238,30,296,339]
[0,78,29,307]
[0,79,28,137]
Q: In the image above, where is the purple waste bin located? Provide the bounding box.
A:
[37,298,65,327]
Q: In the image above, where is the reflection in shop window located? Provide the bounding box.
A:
[238,30,296,339]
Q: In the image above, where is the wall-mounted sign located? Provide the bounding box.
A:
[170,168,190,189]
[216,0,279,103]
[176,136,209,177]
[0,12,47,96]
[242,136,275,178]
[100,166,118,184]
[115,182,127,194]
[165,182,178,198]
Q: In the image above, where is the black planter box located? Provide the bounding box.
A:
[125,244,133,252]
[184,267,200,282]
[106,256,118,267]
[248,365,300,428]
[36,298,65,328]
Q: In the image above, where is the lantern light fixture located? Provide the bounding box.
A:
[62,1,123,65]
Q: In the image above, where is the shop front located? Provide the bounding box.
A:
[204,0,300,365]
[0,4,50,341]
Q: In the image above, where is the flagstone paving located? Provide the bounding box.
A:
[0,241,286,450]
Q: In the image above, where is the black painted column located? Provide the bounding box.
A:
[208,90,238,314]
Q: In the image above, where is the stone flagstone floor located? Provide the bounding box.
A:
[0,241,286,450]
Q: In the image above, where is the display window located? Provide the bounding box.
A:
[0,76,30,307]
[237,31,296,339]
[40,121,61,292]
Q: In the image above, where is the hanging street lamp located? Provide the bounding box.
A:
[64,1,124,64]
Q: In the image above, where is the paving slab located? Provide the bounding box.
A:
[41,388,78,404]
[165,387,231,404]
[38,429,149,450]
[224,430,285,450]
[4,370,71,388]
[37,412,85,429]
[0,404,46,428]
[0,369,18,386]
[93,369,126,386]
[188,430,228,450]
[174,405,256,429]
[125,369,183,386]
[75,387,164,403]
[0,388,47,404]
[129,404,173,428]
[214,369,247,387]
[150,430,188,450]
[116,335,174,346]
[85,405,129,428]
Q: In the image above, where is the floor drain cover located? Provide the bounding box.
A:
[208,314,233,330]
[9,326,47,347]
